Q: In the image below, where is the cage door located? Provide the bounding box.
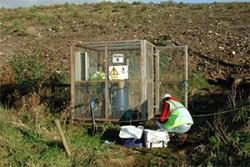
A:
[155,46,188,113]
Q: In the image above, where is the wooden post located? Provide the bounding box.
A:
[54,119,71,156]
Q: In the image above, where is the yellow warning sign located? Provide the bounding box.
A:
[109,66,128,80]
[110,67,118,75]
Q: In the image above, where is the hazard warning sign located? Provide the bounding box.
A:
[109,65,128,80]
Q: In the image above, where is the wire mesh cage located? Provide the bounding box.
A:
[70,40,188,122]
[156,46,188,111]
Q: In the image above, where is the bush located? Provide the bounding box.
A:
[9,54,47,93]
[189,71,213,95]
[207,131,250,166]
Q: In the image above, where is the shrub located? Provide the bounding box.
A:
[9,54,47,93]
[189,71,213,95]
[205,113,250,166]
[207,131,250,166]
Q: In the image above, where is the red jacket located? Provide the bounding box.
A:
[160,97,178,123]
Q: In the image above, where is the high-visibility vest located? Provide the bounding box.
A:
[162,100,193,129]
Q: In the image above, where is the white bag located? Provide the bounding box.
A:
[119,125,144,139]
[144,129,170,148]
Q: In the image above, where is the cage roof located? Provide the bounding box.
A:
[74,40,154,51]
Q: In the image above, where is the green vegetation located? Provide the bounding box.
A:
[26,12,52,22]
[5,19,26,35]
[0,106,183,166]
[189,71,213,95]
[207,131,250,166]
[0,2,249,166]
[10,54,47,85]
[190,105,250,166]
[206,109,250,166]
[0,107,110,166]
[158,50,213,102]
[9,54,47,92]
[9,53,69,88]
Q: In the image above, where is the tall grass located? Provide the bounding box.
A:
[0,107,110,166]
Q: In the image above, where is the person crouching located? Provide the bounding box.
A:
[157,94,194,134]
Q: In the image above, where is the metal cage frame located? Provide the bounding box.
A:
[70,40,188,122]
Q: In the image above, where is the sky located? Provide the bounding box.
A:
[0,0,249,8]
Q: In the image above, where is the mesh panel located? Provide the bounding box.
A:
[158,47,186,103]
[146,42,154,119]
[108,49,142,119]
[75,82,105,119]
[72,40,158,121]
[74,47,106,119]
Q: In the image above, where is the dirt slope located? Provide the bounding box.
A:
[0,2,249,84]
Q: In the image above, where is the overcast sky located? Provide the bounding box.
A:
[0,0,249,8]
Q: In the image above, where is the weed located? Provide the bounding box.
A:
[116,2,131,9]
[5,19,25,35]
[232,106,249,127]
[64,5,80,18]
[92,2,112,12]
[63,2,70,9]
[134,148,181,167]
[69,127,108,151]
[207,131,250,166]
[9,54,47,93]
[29,6,38,13]
[205,115,250,166]
[191,4,209,10]
[3,15,19,21]
[141,5,150,12]
[0,109,71,166]
[28,12,51,22]
[189,71,213,95]
[68,10,79,17]
[49,70,70,85]
[160,0,175,6]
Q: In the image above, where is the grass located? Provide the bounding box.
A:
[4,19,26,35]
[0,2,249,166]
[26,12,52,22]
[207,130,250,166]
[0,106,183,166]
[0,107,71,166]
[0,108,105,166]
